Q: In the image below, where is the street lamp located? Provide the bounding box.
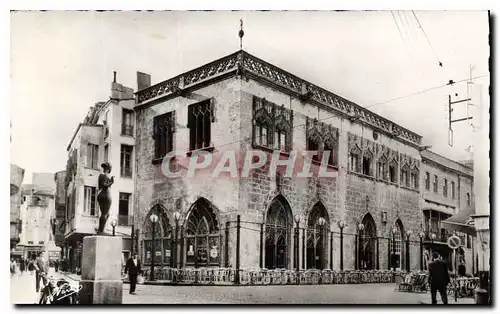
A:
[294,214,301,283]
[337,220,346,270]
[172,212,181,269]
[149,213,159,281]
[356,223,364,270]
[419,231,425,271]
[110,218,118,237]
[405,230,412,272]
[391,227,397,272]
[317,217,326,269]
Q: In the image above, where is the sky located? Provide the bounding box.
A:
[10,10,490,183]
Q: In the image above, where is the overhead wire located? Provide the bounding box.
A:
[411,10,442,66]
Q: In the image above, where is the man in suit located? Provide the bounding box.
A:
[124,252,142,295]
[34,252,49,293]
[428,252,450,304]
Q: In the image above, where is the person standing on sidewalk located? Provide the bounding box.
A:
[428,252,450,304]
[124,252,142,295]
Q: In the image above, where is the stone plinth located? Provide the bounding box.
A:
[79,236,123,304]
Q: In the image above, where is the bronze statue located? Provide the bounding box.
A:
[96,162,114,234]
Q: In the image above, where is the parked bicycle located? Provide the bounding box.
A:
[38,275,82,304]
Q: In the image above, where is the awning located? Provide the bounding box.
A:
[441,206,476,236]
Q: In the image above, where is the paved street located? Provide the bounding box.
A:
[11,269,474,305]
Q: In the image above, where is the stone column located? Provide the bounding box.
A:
[79,236,123,304]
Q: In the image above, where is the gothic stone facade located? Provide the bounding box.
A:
[134,51,423,271]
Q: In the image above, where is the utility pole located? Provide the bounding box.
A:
[448,94,472,147]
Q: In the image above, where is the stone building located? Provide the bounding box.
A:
[133,50,426,272]
[63,75,136,270]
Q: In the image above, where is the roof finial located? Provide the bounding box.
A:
[239,18,244,50]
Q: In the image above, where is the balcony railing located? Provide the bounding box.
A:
[120,167,133,178]
[118,215,134,226]
[424,229,453,243]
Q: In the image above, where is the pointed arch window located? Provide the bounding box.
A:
[349,145,361,172]
[252,96,293,152]
[185,198,220,267]
[188,99,214,151]
[362,150,373,176]
[390,221,404,270]
[306,203,329,270]
[410,167,419,189]
[389,159,398,183]
[401,164,410,187]
[377,155,388,180]
[359,214,377,270]
[142,205,172,266]
[265,196,292,270]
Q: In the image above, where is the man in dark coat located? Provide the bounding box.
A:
[124,252,142,295]
[428,252,450,304]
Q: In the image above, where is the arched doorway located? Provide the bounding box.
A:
[359,213,377,270]
[141,204,172,266]
[307,202,329,270]
[390,219,404,270]
[265,195,292,269]
[184,198,220,267]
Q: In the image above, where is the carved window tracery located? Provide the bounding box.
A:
[377,154,388,181]
[188,99,215,151]
[306,117,339,166]
[349,145,361,172]
[153,111,176,160]
[389,158,398,183]
[142,204,172,266]
[410,166,419,189]
[362,149,374,176]
[400,163,410,187]
[252,96,293,152]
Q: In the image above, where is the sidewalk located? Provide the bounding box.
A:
[419,297,476,304]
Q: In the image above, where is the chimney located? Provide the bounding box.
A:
[137,72,151,91]
[113,71,117,83]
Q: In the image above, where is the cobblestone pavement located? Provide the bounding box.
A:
[12,271,475,305]
[122,283,431,304]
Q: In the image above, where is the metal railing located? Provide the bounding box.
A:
[138,268,403,286]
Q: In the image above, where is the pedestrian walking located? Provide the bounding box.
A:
[124,252,142,295]
[28,256,35,275]
[428,252,450,304]
[34,253,49,293]
[54,260,59,273]
[10,258,17,277]
[19,258,26,275]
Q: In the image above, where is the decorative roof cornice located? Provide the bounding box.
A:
[136,50,422,146]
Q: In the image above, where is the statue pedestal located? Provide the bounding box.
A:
[79,236,123,304]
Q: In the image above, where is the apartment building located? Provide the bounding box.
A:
[420,150,475,274]
[63,74,136,270]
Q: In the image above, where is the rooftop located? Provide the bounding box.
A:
[136,50,422,146]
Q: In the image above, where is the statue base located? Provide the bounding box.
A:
[79,235,123,304]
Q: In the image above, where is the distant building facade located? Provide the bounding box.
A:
[63,76,136,270]
[18,173,57,261]
[10,164,25,254]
